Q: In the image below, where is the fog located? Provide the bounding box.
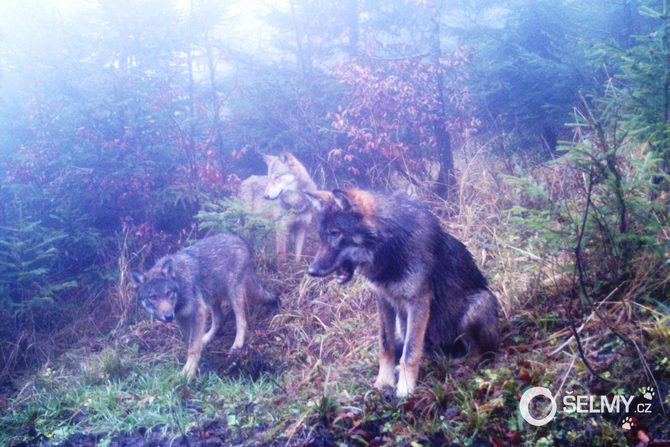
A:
[1,1,668,445]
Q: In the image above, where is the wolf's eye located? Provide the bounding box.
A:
[327,229,342,244]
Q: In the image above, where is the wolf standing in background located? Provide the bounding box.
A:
[133,234,277,378]
[239,152,317,262]
[306,189,499,397]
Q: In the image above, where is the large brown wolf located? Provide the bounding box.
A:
[239,152,316,262]
[133,234,277,378]
[305,189,499,397]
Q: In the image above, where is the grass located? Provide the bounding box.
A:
[1,154,669,446]
[1,332,280,445]
[2,267,666,446]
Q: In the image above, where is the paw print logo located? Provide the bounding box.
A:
[642,386,655,401]
[621,416,636,431]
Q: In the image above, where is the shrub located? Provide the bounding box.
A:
[508,86,669,303]
[196,199,275,256]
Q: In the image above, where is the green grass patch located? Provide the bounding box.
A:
[0,345,279,446]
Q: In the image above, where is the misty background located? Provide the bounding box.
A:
[0,0,661,375]
[1,1,669,445]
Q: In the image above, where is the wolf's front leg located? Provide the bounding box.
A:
[179,308,206,379]
[374,296,397,391]
[397,298,429,398]
[229,284,248,351]
[293,223,306,259]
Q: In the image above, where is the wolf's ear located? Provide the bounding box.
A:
[304,190,333,212]
[279,151,298,165]
[132,272,145,285]
[332,189,352,212]
[161,259,176,279]
[260,153,276,166]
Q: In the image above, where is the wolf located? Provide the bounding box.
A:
[239,152,317,262]
[305,189,499,397]
[132,233,277,378]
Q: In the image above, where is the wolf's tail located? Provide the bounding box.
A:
[245,269,279,305]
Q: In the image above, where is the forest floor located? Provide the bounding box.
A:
[2,248,669,446]
[1,170,669,446]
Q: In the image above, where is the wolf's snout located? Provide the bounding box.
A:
[307,264,321,276]
[308,263,331,277]
[263,189,281,200]
[162,312,175,322]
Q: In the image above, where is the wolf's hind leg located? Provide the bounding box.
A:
[374,297,397,391]
[202,302,224,346]
[462,290,499,362]
[468,322,499,361]
[275,220,288,263]
[397,297,430,398]
[229,284,248,351]
[245,269,278,305]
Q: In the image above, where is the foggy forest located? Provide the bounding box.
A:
[0,0,669,445]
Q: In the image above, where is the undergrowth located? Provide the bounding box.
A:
[1,120,669,445]
[1,150,668,446]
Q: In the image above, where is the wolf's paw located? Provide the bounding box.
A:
[228,345,244,356]
[201,331,216,346]
[267,293,281,308]
[374,365,395,391]
[180,364,197,380]
[621,416,636,431]
[395,380,414,399]
[395,362,416,398]
[641,386,655,401]
[374,376,395,391]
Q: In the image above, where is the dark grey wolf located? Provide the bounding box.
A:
[305,189,499,397]
[239,152,317,262]
[133,234,276,378]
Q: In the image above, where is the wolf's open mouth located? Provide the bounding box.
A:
[263,189,282,200]
[336,260,355,284]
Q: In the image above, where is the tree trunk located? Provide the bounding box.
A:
[663,0,670,175]
[289,0,311,81]
[653,0,670,186]
[186,0,198,187]
[205,32,224,153]
[430,3,456,201]
[347,0,359,59]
